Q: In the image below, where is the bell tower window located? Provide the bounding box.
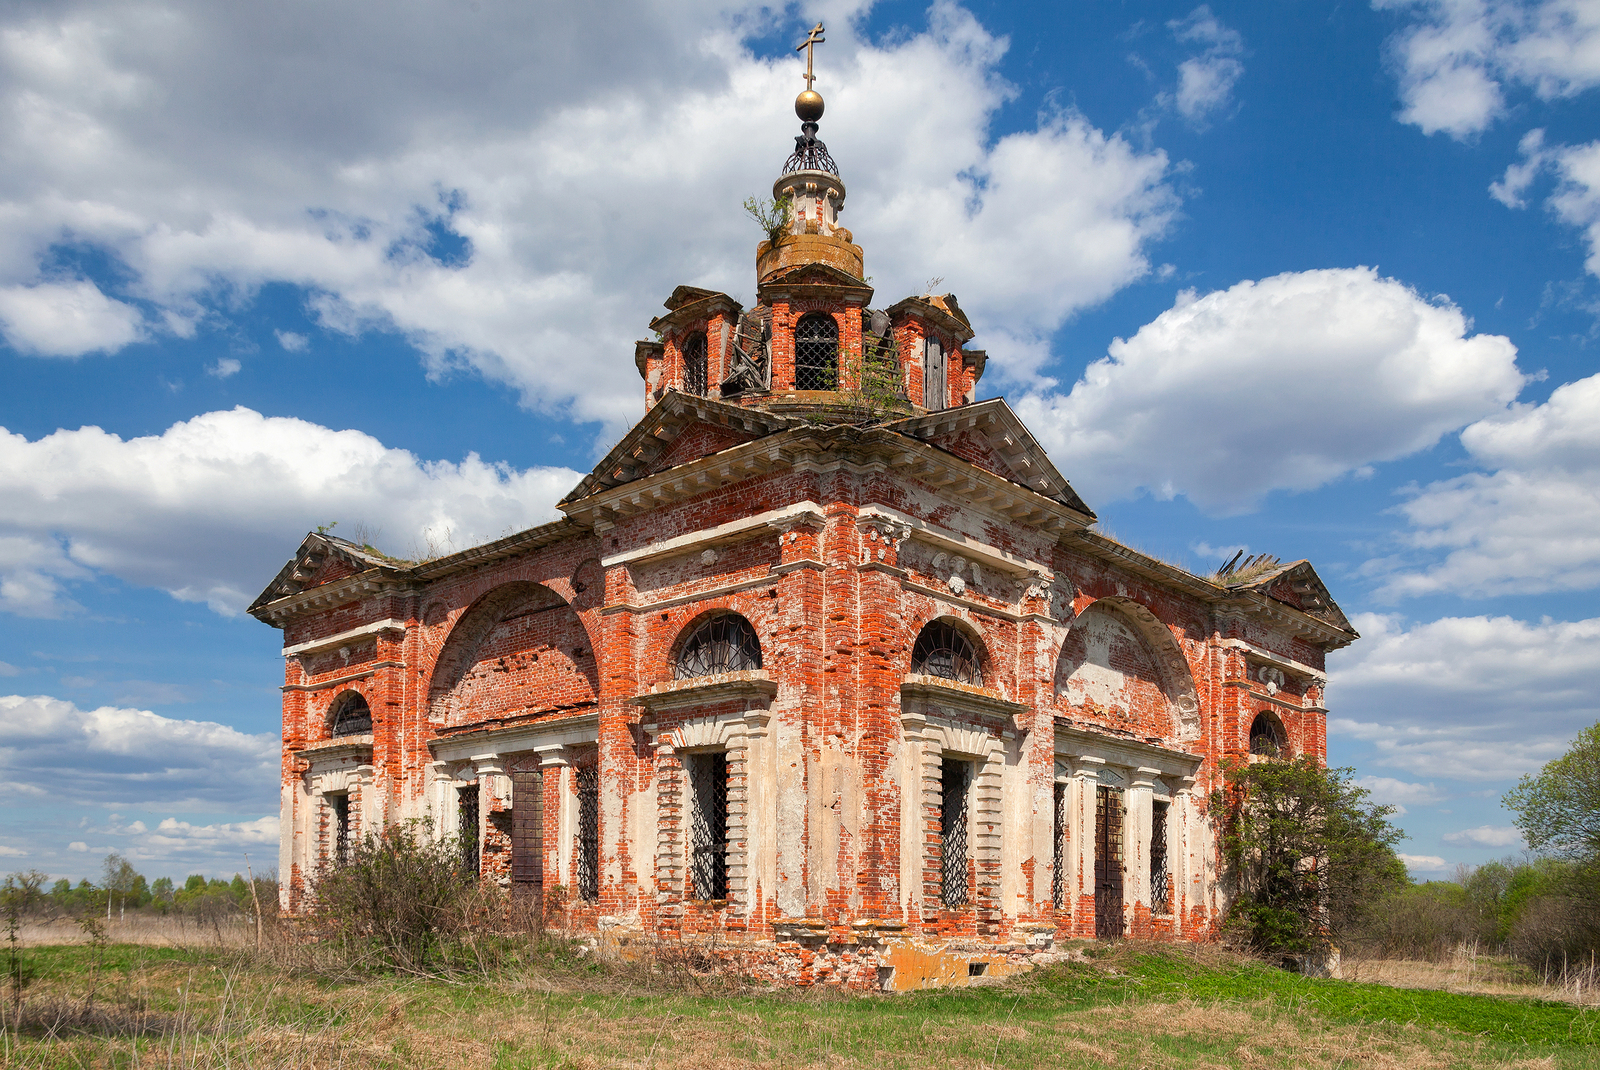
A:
[794,313,838,390]
[683,331,708,397]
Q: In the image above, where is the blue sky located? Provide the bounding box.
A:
[1,0,1597,881]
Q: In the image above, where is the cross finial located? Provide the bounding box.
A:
[797,22,825,90]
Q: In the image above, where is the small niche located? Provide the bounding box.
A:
[968,962,987,977]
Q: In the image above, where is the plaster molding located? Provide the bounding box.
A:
[283,619,407,657]
[629,671,778,713]
[427,710,600,765]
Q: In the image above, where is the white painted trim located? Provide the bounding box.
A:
[1217,638,1327,684]
[857,505,1048,578]
[600,501,825,568]
[283,619,406,657]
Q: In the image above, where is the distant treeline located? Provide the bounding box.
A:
[3,854,276,922]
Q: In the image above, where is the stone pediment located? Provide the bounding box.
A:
[559,392,799,506]
[884,399,1095,519]
[247,533,406,615]
[1231,560,1354,634]
[885,294,974,343]
[648,288,742,334]
[756,260,874,302]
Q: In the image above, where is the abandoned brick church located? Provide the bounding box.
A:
[249,53,1356,988]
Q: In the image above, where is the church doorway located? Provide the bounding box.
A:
[1094,785,1124,938]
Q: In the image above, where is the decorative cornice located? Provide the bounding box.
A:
[900,675,1027,720]
[283,619,406,657]
[628,671,778,713]
[1052,721,1202,779]
[427,710,600,764]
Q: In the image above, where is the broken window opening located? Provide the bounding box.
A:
[687,751,728,900]
[675,613,762,678]
[940,757,971,908]
[575,760,600,902]
[682,331,708,397]
[1151,799,1171,915]
[1052,781,1067,911]
[912,620,984,686]
[330,691,372,737]
[1249,713,1286,757]
[330,793,352,865]
[458,785,480,880]
[794,312,838,390]
[510,767,542,886]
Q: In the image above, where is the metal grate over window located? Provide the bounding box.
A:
[1052,782,1067,910]
[1151,800,1170,915]
[511,767,542,885]
[1094,785,1124,938]
[575,761,600,902]
[331,692,372,737]
[794,313,838,390]
[331,794,352,865]
[1249,714,1285,756]
[687,752,728,900]
[912,621,984,686]
[940,758,971,908]
[682,332,708,397]
[458,785,480,879]
[675,614,762,679]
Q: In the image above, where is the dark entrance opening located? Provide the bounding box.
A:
[1094,785,1124,939]
[458,785,480,879]
[510,764,542,895]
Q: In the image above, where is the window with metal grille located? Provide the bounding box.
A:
[911,620,984,686]
[458,785,480,879]
[330,691,372,737]
[687,752,728,900]
[575,761,600,901]
[510,767,542,885]
[1052,782,1067,910]
[1094,785,1124,938]
[682,332,708,396]
[1151,800,1170,914]
[1249,714,1286,756]
[675,614,762,679]
[330,794,352,865]
[794,312,838,390]
[940,758,971,908]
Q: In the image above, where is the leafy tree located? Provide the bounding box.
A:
[1504,721,1600,859]
[1212,755,1407,956]
[101,853,140,920]
[150,876,175,912]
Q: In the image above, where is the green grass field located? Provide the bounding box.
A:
[3,940,1597,1068]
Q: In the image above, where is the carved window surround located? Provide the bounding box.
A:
[600,502,825,569]
[283,619,407,658]
[638,672,776,915]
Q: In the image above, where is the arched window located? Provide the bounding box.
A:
[911,620,983,686]
[1249,713,1286,757]
[330,691,372,737]
[675,614,762,679]
[794,313,838,390]
[682,331,708,396]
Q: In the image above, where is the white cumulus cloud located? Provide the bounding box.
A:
[1016,267,1526,513]
[1399,852,1451,872]
[1376,372,1600,598]
[1169,6,1245,123]
[0,0,1178,431]
[0,280,143,356]
[0,407,581,616]
[1379,0,1600,139]
[1490,129,1600,276]
[1443,824,1523,846]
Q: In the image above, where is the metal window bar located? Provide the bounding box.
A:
[675,614,762,679]
[1052,782,1066,910]
[511,768,543,885]
[1094,786,1124,939]
[794,313,838,390]
[1151,800,1170,915]
[331,694,372,737]
[682,332,708,397]
[575,762,600,902]
[1249,714,1284,757]
[911,621,983,686]
[458,785,480,880]
[940,758,970,908]
[688,752,728,900]
[330,794,352,865]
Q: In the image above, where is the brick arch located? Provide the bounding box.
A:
[426,581,598,726]
[326,688,372,737]
[670,609,763,679]
[1054,597,1200,742]
[908,613,989,687]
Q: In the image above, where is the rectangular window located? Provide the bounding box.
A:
[1151,800,1171,915]
[687,752,728,900]
[330,793,352,865]
[510,767,542,886]
[939,757,971,908]
[575,761,600,902]
[1052,782,1067,910]
[458,785,480,879]
[1094,785,1124,938]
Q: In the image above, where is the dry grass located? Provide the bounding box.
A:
[1346,952,1600,1008]
[2,939,1596,1069]
[14,915,256,948]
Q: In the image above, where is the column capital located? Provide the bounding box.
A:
[532,743,570,767]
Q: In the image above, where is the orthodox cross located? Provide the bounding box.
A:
[797,22,825,89]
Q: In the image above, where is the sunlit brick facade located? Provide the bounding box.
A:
[251,89,1357,989]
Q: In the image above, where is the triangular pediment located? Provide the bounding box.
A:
[1234,560,1354,634]
[247,533,405,615]
[757,261,874,300]
[559,392,799,506]
[884,399,1095,519]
